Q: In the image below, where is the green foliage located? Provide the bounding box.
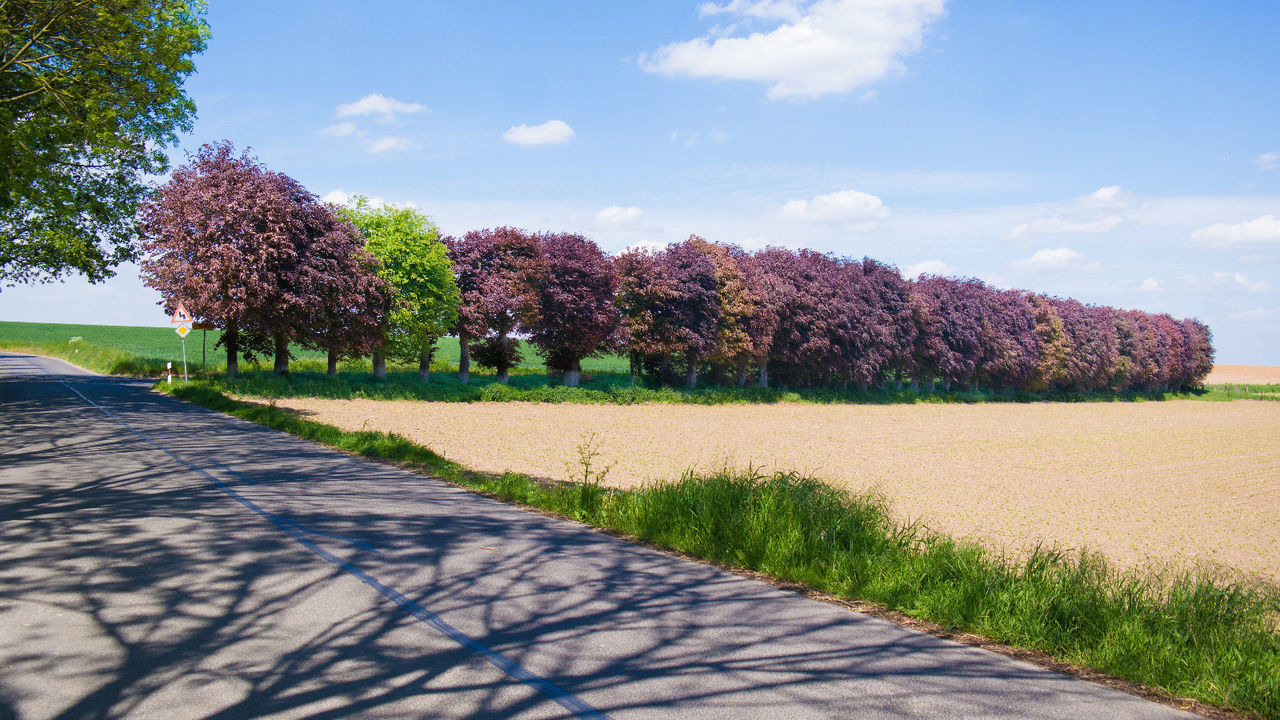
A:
[0,0,209,284]
[156,383,1280,718]
[336,197,460,361]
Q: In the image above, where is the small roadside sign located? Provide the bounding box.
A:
[191,321,216,331]
[175,325,191,338]
[170,303,193,324]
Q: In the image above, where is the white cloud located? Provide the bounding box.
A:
[596,205,644,225]
[1083,185,1134,208]
[319,122,358,138]
[1009,247,1102,273]
[321,189,353,206]
[336,93,428,120]
[1189,215,1280,249]
[1212,272,1270,293]
[699,0,805,22]
[1140,277,1160,291]
[901,259,952,278]
[1007,215,1124,239]
[640,0,946,100]
[367,136,417,153]
[1254,153,1280,171]
[1088,185,1124,203]
[780,188,889,224]
[625,240,671,254]
[502,120,575,146]
[320,190,418,211]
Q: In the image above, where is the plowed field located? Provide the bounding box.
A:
[276,397,1280,583]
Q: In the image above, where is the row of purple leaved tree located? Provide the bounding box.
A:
[456,232,1213,392]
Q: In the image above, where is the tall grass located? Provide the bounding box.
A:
[162,382,1280,718]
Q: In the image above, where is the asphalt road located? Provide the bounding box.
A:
[0,352,1198,719]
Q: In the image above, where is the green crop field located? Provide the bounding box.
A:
[0,320,630,376]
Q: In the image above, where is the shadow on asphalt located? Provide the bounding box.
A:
[0,358,1151,719]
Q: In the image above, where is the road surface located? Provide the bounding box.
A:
[0,352,1197,719]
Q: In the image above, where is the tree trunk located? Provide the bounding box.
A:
[564,360,581,388]
[224,326,239,377]
[940,379,950,392]
[372,347,386,380]
[857,379,868,392]
[686,355,698,389]
[894,368,903,390]
[660,353,672,387]
[497,331,510,384]
[758,359,769,388]
[458,332,470,385]
[327,348,339,376]
[273,334,289,376]
[419,348,433,382]
[910,379,919,392]
[628,351,638,385]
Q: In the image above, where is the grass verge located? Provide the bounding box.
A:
[0,338,172,377]
[160,380,1280,719]
[180,368,1249,406]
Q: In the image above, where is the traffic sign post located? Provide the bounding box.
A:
[169,302,193,380]
[175,324,189,380]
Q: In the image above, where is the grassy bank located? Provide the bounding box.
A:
[4,320,1276,404]
[188,368,1239,406]
[159,381,1280,718]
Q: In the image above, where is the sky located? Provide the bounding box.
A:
[2,0,1279,363]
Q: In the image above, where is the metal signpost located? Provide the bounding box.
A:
[170,302,192,381]
[192,321,216,373]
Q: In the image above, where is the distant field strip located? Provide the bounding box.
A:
[1207,364,1280,385]
[277,398,1280,583]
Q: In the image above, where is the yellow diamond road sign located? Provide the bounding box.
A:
[175,325,191,338]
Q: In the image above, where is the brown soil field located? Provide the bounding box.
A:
[276,397,1280,584]
[1206,364,1280,384]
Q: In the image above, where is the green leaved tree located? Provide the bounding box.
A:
[336,197,460,380]
[0,0,209,285]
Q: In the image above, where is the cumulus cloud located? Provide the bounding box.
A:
[1254,153,1280,171]
[1009,247,1102,273]
[321,190,353,206]
[1212,272,1270,293]
[502,120,575,146]
[1140,277,1160,292]
[1007,215,1124,239]
[596,205,644,225]
[319,190,418,211]
[640,0,946,100]
[699,0,805,22]
[337,93,428,120]
[625,240,671,254]
[1189,215,1280,249]
[901,260,952,278]
[780,188,889,224]
[319,122,358,138]
[367,136,417,153]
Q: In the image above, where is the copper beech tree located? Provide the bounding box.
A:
[139,142,388,376]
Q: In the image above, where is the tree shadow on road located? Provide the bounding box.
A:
[0,365,1155,719]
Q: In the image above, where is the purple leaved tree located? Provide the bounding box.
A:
[527,232,618,387]
[139,141,387,376]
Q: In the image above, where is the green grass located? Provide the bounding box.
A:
[0,320,628,376]
[158,381,1280,719]
[5,320,1278,405]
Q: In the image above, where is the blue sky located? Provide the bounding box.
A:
[3,0,1279,363]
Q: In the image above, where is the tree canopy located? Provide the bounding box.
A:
[336,197,458,379]
[139,142,386,376]
[0,0,208,285]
